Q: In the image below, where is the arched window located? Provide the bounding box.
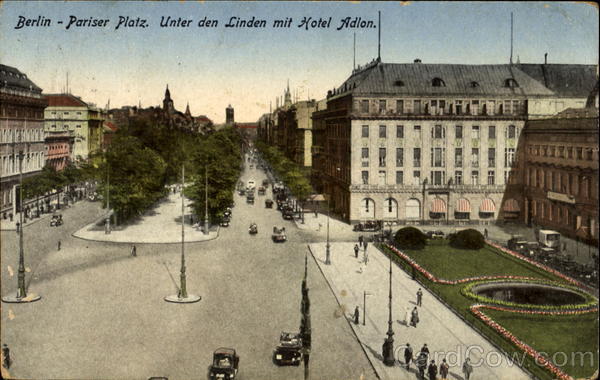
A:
[405,198,421,219]
[360,198,375,219]
[432,77,446,87]
[504,78,519,88]
[383,198,398,219]
[470,81,480,88]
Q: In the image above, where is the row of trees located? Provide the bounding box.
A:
[255,141,313,207]
[21,162,95,201]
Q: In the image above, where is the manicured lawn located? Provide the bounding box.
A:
[485,309,599,379]
[381,242,598,380]
[403,240,560,282]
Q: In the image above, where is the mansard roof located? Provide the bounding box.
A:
[516,64,597,98]
[0,64,43,94]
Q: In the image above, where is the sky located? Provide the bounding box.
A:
[1,1,598,123]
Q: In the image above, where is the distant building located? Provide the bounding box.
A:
[0,64,47,213]
[226,104,235,125]
[102,120,118,151]
[44,94,104,162]
[45,130,74,171]
[518,106,599,245]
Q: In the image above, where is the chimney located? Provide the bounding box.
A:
[414,59,422,63]
[544,53,548,65]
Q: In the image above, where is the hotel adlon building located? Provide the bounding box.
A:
[312,60,592,225]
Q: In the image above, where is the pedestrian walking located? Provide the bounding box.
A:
[403,305,410,325]
[364,241,368,253]
[462,358,473,380]
[317,223,322,232]
[358,235,364,247]
[2,343,10,369]
[484,228,488,239]
[354,244,360,258]
[314,210,318,218]
[353,306,360,325]
[417,288,423,306]
[403,343,413,370]
[428,360,438,380]
[416,351,428,379]
[410,307,419,327]
[439,358,449,380]
[15,222,20,234]
[57,240,61,251]
[420,343,430,356]
[131,244,137,257]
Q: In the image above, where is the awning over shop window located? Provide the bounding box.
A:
[430,198,447,213]
[480,198,496,213]
[502,199,520,212]
[456,198,471,213]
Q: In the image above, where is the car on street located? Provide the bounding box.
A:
[282,208,294,220]
[220,217,230,227]
[258,186,266,195]
[426,230,445,239]
[50,214,63,227]
[272,226,287,243]
[352,221,381,232]
[265,199,273,208]
[262,179,270,187]
[238,188,246,196]
[273,332,303,366]
[247,180,256,190]
[246,193,255,204]
[208,348,239,380]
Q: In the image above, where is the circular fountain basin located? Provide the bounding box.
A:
[471,282,587,306]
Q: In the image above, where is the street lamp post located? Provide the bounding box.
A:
[363,291,372,326]
[382,251,395,366]
[325,196,331,265]
[204,165,209,235]
[105,165,111,234]
[165,165,201,304]
[2,142,41,303]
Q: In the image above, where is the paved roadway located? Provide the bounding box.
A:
[1,164,375,380]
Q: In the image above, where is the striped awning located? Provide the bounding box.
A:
[456,198,471,213]
[430,198,446,213]
[503,199,521,212]
[480,198,496,213]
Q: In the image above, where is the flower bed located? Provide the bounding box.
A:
[471,304,599,380]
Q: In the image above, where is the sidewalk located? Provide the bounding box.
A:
[309,242,530,380]
[0,199,81,231]
[73,192,218,244]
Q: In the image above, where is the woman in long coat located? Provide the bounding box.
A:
[410,307,419,327]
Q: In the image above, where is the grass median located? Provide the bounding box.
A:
[380,241,598,380]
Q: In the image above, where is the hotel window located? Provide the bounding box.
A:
[361,125,369,138]
[379,125,387,138]
[455,100,463,115]
[413,170,421,185]
[507,125,517,139]
[378,170,387,185]
[471,100,479,115]
[64,112,70,115]
[379,100,387,113]
[504,101,512,115]
[455,125,463,139]
[431,171,445,186]
[413,100,421,114]
[396,100,404,114]
[361,171,369,184]
[471,170,479,185]
[361,148,369,159]
[439,100,446,114]
[504,148,515,167]
[487,170,495,185]
[77,111,82,115]
[567,147,573,159]
[360,100,369,113]
[576,147,583,160]
[396,171,404,185]
[396,125,404,138]
[413,148,421,167]
[585,148,594,161]
[432,125,445,139]
[431,148,445,167]
[76,125,81,128]
[455,148,463,167]
[472,126,480,139]
[488,125,496,139]
[430,100,438,115]
[414,125,421,139]
[504,170,510,184]
[396,148,404,167]
[379,148,386,167]
[513,100,520,115]
[471,148,479,167]
[454,170,463,185]
[488,148,496,167]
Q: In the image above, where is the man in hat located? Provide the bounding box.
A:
[403,343,413,370]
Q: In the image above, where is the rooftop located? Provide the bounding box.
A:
[45,93,89,107]
[0,64,43,94]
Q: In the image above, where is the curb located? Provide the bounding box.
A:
[307,243,381,380]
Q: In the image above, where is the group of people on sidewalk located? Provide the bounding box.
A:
[403,342,473,380]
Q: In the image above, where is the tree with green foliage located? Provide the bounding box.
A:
[394,227,428,250]
[448,229,485,249]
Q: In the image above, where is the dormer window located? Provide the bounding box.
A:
[470,81,480,88]
[395,80,405,87]
[505,78,519,88]
[432,77,446,87]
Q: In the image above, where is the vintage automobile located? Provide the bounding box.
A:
[507,235,528,251]
[219,217,230,227]
[265,199,274,208]
[208,348,239,380]
[50,214,63,227]
[282,208,294,220]
[262,179,270,187]
[258,186,266,195]
[352,221,382,232]
[272,226,287,243]
[426,230,445,239]
[273,332,303,366]
[246,193,255,204]
[249,223,258,235]
[238,188,246,196]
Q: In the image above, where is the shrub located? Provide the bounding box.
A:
[394,227,427,250]
[449,229,485,249]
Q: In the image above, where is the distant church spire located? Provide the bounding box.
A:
[284,80,292,108]
[185,102,191,116]
[163,84,174,115]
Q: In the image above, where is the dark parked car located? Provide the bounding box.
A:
[219,217,230,227]
[265,199,273,208]
[50,214,63,227]
[208,348,239,380]
[282,208,294,220]
[272,226,287,243]
[258,186,266,195]
[273,332,302,366]
[246,194,255,204]
[352,221,381,232]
